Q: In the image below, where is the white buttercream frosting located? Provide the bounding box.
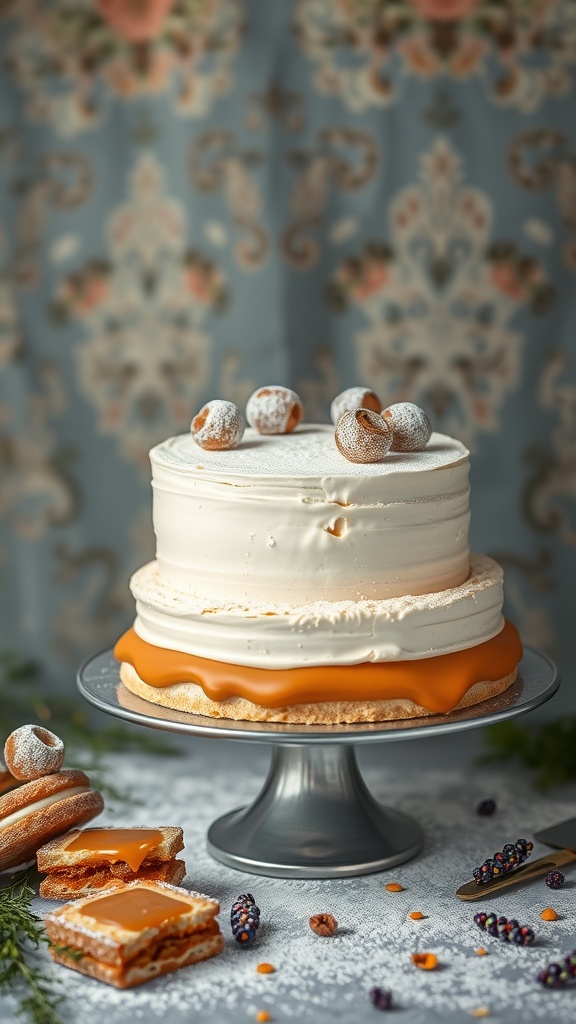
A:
[150,426,471,603]
[131,554,504,669]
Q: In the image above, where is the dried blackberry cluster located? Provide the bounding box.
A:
[474,911,535,946]
[473,838,533,884]
[545,869,565,890]
[231,893,260,947]
[537,951,576,988]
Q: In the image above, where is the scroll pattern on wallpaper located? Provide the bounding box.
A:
[0,0,574,677]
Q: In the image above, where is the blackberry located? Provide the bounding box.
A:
[474,910,535,946]
[369,987,393,1010]
[537,950,576,988]
[472,838,533,884]
[545,869,565,890]
[477,799,497,816]
[231,893,260,947]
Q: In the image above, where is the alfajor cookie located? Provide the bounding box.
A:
[38,826,186,900]
[45,880,223,988]
[0,769,104,872]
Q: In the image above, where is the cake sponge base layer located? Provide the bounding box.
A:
[120,661,517,725]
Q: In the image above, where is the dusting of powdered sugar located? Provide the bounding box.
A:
[22,749,576,1024]
[151,427,467,480]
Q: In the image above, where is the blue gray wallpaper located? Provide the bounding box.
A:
[0,1,575,708]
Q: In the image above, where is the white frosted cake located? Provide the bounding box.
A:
[115,424,522,724]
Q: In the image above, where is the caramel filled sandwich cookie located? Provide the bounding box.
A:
[45,880,224,988]
[38,826,186,899]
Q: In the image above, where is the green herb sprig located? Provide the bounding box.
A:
[481,717,576,791]
[0,871,65,1024]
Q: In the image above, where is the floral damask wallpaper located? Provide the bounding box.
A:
[0,0,575,708]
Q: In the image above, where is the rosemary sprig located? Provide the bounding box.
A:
[480,718,576,791]
[0,871,64,1024]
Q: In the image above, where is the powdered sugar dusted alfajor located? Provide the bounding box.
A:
[335,408,392,464]
[382,403,432,453]
[246,386,303,435]
[330,386,381,425]
[4,725,64,781]
[190,400,245,451]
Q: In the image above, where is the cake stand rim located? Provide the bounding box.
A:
[76,646,559,745]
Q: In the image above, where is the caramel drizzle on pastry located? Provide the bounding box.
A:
[65,829,163,872]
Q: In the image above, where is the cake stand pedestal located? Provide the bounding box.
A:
[77,648,558,879]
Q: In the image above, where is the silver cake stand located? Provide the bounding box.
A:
[77,647,558,879]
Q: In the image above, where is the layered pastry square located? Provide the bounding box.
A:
[37,826,185,899]
[45,880,223,988]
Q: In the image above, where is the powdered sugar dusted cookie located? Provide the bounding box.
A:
[335,408,392,464]
[246,386,303,435]
[0,769,104,871]
[330,386,381,425]
[382,403,432,452]
[4,725,64,781]
[191,400,245,451]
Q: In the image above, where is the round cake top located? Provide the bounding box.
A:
[150,425,468,480]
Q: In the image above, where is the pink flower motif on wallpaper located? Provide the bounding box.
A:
[407,0,482,21]
[97,0,175,44]
[327,138,555,447]
[52,154,228,466]
[295,0,574,112]
[3,0,245,134]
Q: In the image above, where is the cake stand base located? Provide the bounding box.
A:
[77,647,558,879]
[207,744,423,877]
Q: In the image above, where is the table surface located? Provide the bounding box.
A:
[1,733,575,1024]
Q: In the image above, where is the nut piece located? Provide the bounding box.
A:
[4,725,64,781]
[246,386,303,435]
[382,402,432,452]
[330,386,382,425]
[191,399,245,450]
[335,408,392,464]
[309,913,338,936]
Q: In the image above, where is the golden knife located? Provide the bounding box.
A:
[456,816,576,901]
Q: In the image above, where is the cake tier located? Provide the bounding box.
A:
[129,553,503,670]
[115,620,522,721]
[151,426,470,604]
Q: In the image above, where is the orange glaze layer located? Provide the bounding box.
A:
[114,621,523,715]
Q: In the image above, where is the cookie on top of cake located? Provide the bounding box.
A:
[114,385,522,724]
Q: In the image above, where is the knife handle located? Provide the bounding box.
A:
[456,848,576,901]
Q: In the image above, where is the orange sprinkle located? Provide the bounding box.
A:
[256,963,276,975]
[256,1013,272,1023]
[385,882,404,892]
[471,1010,490,1019]
[475,948,488,956]
[409,911,426,920]
[541,907,558,921]
[411,952,438,971]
